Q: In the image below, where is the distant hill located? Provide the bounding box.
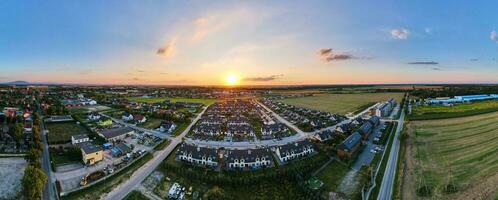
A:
[0,80,30,86]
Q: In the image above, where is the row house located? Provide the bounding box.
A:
[275,140,315,163]
[224,148,272,170]
[177,143,218,167]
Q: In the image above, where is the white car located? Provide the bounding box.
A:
[370,149,377,153]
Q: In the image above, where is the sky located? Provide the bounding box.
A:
[1,0,498,85]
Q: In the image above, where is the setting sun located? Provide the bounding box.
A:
[225,74,239,86]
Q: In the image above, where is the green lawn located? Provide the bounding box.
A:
[138,118,162,129]
[49,148,82,166]
[123,191,150,200]
[172,122,189,136]
[317,160,350,192]
[126,97,216,105]
[410,100,498,120]
[403,111,498,198]
[45,122,89,144]
[278,92,404,115]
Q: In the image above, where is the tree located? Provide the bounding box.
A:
[13,123,23,144]
[26,148,42,167]
[22,165,47,200]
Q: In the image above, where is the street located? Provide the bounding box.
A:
[377,108,405,200]
[41,118,57,200]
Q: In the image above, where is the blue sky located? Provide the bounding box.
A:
[1,0,498,85]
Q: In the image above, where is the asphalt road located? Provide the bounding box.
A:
[103,107,207,200]
[41,118,57,200]
[377,109,405,200]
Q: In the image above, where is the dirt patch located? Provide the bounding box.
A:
[452,172,498,200]
[0,158,28,199]
[337,170,358,195]
[400,123,418,200]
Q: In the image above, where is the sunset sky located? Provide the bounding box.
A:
[1,0,498,85]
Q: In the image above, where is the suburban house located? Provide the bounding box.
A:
[81,144,103,165]
[225,148,272,170]
[177,143,218,167]
[87,112,101,121]
[133,114,147,123]
[100,127,134,141]
[193,124,222,136]
[337,132,362,158]
[275,140,315,163]
[71,134,89,145]
[159,121,177,133]
[314,130,333,142]
[335,123,350,134]
[261,123,289,136]
[226,124,255,137]
[121,113,133,121]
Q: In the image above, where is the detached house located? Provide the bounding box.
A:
[87,112,101,121]
[71,134,89,145]
[315,130,333,142]
[177,143,218,167]
[122,113,133,121]
[159,121,176,133]
[275,140,315,163]
[225,148,272,170]
[81,144,103,165]
[133,114,147,123]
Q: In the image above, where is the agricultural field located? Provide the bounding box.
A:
[278,92,404,115]
[400,112,498,200]
[410,100,498,120]
[45,122,90,144]
[126,97,216,105]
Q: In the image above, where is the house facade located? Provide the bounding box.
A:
[275,140,315,163]
[177,143,218,167]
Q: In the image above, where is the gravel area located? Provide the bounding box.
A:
[0,158,28,199]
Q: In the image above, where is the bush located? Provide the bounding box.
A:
[416,185,433,197]
[443,184,459,194]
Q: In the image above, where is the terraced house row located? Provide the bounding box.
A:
[176,140,316,170]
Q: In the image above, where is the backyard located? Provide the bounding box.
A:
[45,122,90,144]
[401,111,498,199]
[278,92,404,115]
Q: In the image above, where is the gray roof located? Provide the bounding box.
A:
[101,127,134,139]
[340,132,362,151]
[225,148,272,163]
[81,144,102,154]
[115,143,132,154]
[72,134,89,140]
[358,122,373,136]
[177,143,218,160]
[278,140,314,155]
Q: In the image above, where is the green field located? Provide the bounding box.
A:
[278,92,404,115]
[126,97,216,105]
[45,122,89,144]
[123,191,150,200]
[317,160,350,192]
[403,112,498,199]
[138,118,162,129]
[410,100,498,120]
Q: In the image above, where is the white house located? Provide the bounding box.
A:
[71,134,90,145]
[121,113,133,121]
[275,140,315,163]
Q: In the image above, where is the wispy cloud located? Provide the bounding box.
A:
[490,31,498,42]
[243,74,283,82]
[317,48,370,62]
[432,67,441,71]
[470,58,479,62]
[407,61,439,65]
[156,38,177,57]
[391,28,410,40]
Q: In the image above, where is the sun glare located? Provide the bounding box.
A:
[225,74,239,86]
